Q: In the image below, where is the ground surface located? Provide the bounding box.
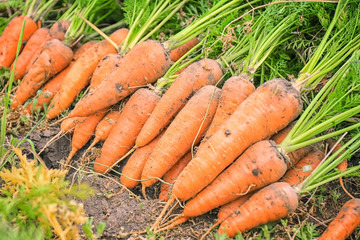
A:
[23,126,360,240]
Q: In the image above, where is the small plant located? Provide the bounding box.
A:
[82,217,106,240]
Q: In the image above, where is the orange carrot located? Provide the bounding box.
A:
[136,59,223,148]
[271,121,313,168]
[280,149,324,186]
[25,20,70,73]
[120,133,163,190]
[84,110,120,154]
[318,198,360,240]
[94,88,160,174]
[169,37,199,62]
[67,40,172,118]
[172,78,302,202]
[159,151,193,202]
[46,28,129,119]
[89,53,122,90]
[66,108,108,162]
[0,15,38,68]
[141,85,221,189]
[11,39,73,108]
[11,28,49,80]
[203,75,255,141]
[218,182,299,237]
[72,40,97,61]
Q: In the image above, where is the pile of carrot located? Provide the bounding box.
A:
[2,0,360,239]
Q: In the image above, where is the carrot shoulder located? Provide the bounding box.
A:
[0,15,38,68]
[136,58,223,148]
[318,198,360,240]
[141,85,221,189]
[219,182,299,237]
[169,37,199,62]
[67,40,172,118]
[94,88,160,174]
[11,39,73,108]
[172,78,303,201]
[46,28,129,119]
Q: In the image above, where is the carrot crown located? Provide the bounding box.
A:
[280,51,360,155]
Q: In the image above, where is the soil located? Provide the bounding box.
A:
[15,126,360,239]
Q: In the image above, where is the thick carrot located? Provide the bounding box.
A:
[25,62,72,114]
[141,85,221,189]
[0,15,38,68]
[11,39,73,108]
[318,198,360,240]
[25,20,70,73]
[11,28,50,80]
[67,108,108,162]
[67,40,172,118]
[280,149,324,186]
[46,28,129,119]
[219,182,299,237]
[169,37,199,62]
[136,58,223,148]
[172,78,302,201]
[89,53,122,90]
[159,151,193,202]
[271,121,313,167]
[94,88,160,174]
[73,40,97,61]
[203,75,255,141]
[120,133,163,189]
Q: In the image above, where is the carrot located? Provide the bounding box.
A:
[203,74,255,141]
[0,15,38,68]
[83,110,121,155]
[120,133,163,190]
[218,182,299,237]
[159,151,193,202]
[66,108,108,163]
[94,88,160,174]
[66,39,171,118]
[280,149,324,186]
[169,37,199,62]
[73,40,97,61]
[172,78,302,202]
[25,62,72,114]
[11,39,73,109]
[318,198,360,240]
[271,122,314,168]
[46,28,129,119]
[141,85,221,190]
[10,28,49,80]
[25,20,71,73]
[89,53,122,90]
[136,58,223,148]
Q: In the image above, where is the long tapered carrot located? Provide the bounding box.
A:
[0,15,38,68]
[46,28,129,119]
[172,78,302,202]
[203,75,255,141]
[25,20,71,73]
[271,121,313,168]
[11,28,50,80]
[67,40,172,118]
[136,59,223,148]
[66,108,108,163]
[120,133,163,190]
[73,40,97,61]
[11,39,73,108]
[318,198,360,240]
[94,88,160,174]
[89,53,122,90]
[169,37,199,62]
[83,110,121,156]
[219,182,299,237]
[141,85,221,189]
[159,151,193,202]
